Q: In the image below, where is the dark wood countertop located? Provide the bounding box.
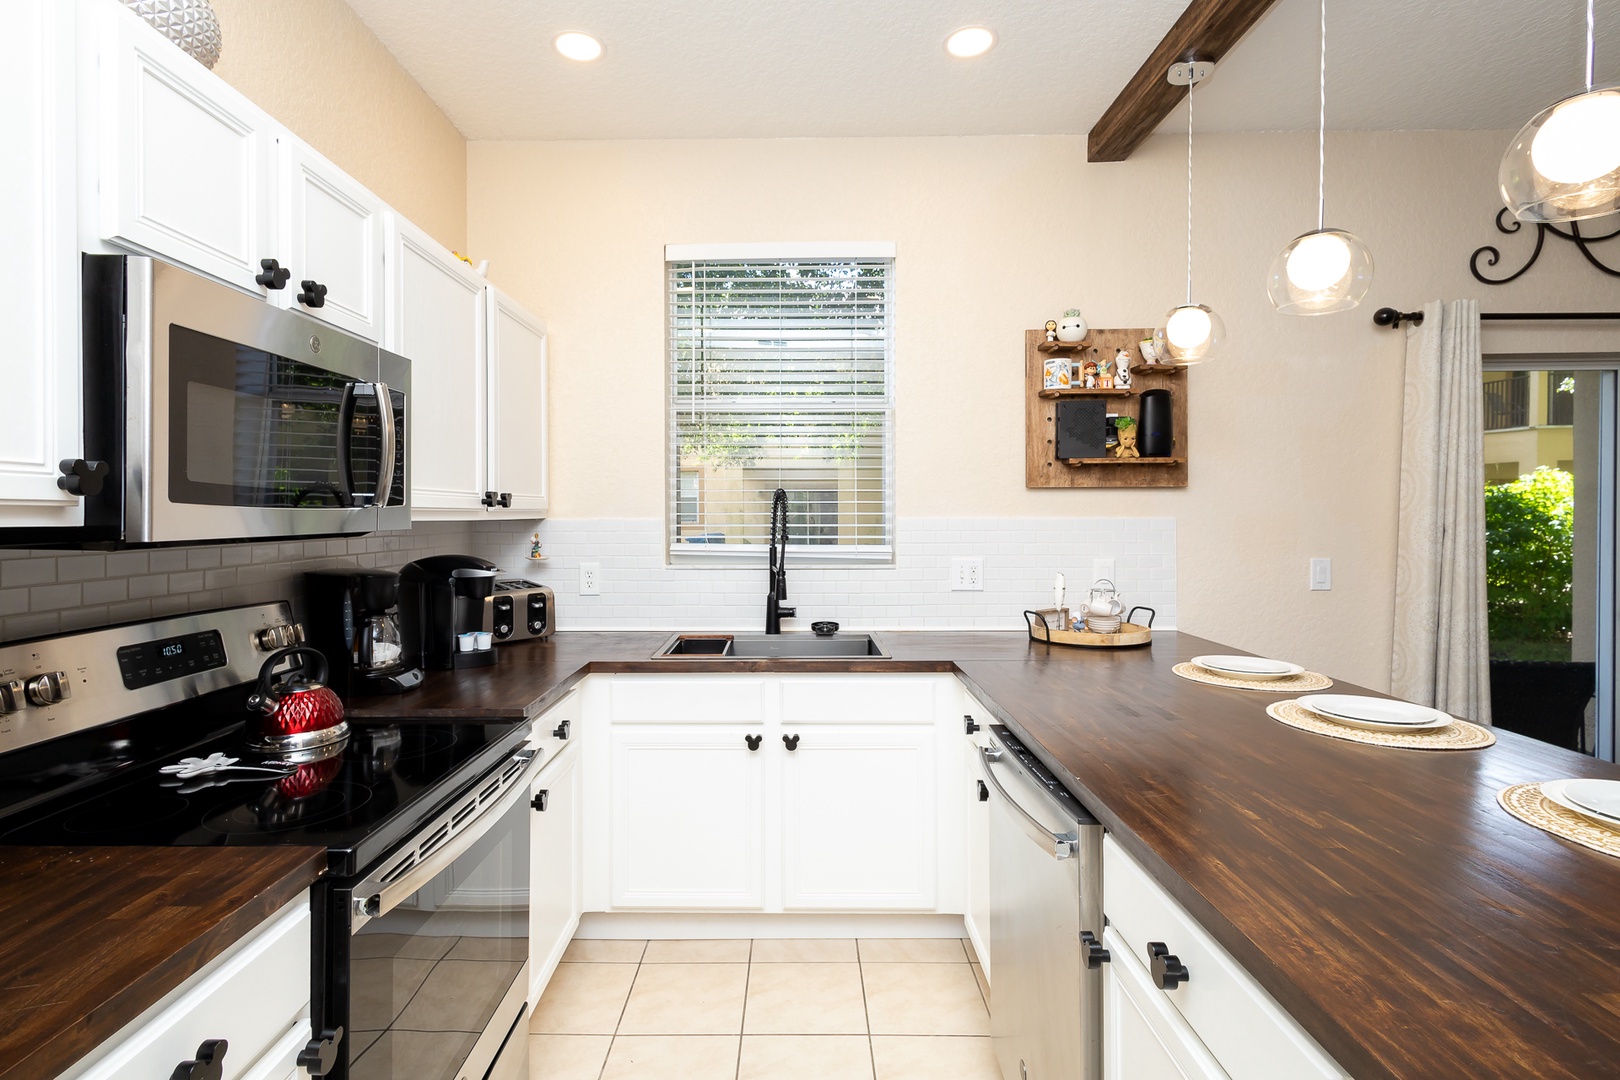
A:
[344,630,1620,1080]
[0,845,325,1080]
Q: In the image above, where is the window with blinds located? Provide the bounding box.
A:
[667,253,894,561]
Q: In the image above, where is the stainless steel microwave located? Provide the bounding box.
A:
[4,255,410,547]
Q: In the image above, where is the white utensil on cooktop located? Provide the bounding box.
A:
[1192,655,1305,680]
[1295,695,1453,731]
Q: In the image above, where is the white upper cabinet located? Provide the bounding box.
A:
[89,0,276,296]
[487,287,549,515]
[0,1,85,530]
[279,139,384,341]
[385,213,489,513]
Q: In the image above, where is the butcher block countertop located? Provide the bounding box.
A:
[350,630,1620,1080]
[0,845,325,1080]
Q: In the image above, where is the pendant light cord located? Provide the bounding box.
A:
[1186,68,1195,306]
[1317,0,1327,232]
[1587,0,1596,92]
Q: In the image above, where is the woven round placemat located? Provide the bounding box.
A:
[1265,700,1496,750]
[1173,662,1333,693]
[1498,782,1620,859]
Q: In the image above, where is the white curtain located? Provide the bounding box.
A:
[1391,300,1492,724]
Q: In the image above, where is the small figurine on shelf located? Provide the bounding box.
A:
[1115,349,1132,390]
[1056,309,1089,343]
[1113,417,1140,458]
[1044,319,1059,343]
[528,533,544,560]
[1097,355,1114,389]
[1080,359,1099,389]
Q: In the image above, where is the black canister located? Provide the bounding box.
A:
[1139,388,1174,457]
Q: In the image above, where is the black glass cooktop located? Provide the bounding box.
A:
[0,686,527,878]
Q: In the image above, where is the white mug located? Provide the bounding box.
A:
[1086,596,1124,618]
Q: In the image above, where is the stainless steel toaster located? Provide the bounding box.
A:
[483,579,554,643]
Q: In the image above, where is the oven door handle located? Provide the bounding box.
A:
[353,748,541,927]
[371,382,396,508]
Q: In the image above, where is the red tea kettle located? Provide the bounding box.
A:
[247,646,349,755]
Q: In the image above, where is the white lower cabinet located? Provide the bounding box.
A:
[1102,837,1347,1080]
[63,895,312,1080]
[609,724,766,909]
[963,714,993,978]
[529,739,582,1001]
[780,724,936,910]
[1102,926,1229,1080]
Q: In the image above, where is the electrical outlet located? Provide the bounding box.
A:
[1092,558,1115,585]
[580,562,601,595]
[1310,558,1331,591]
[952,557,984,591]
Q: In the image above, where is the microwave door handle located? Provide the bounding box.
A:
[371,382,396,508]
[336,382,358,507]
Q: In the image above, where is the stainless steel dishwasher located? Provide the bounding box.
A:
[977,726,1104,1080]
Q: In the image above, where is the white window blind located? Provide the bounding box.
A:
[667,255,894,561]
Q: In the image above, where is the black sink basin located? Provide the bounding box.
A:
[654,633,889,660]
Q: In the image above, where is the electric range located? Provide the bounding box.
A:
[0,604,542,1080]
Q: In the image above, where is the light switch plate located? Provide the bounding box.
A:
[951,558,983,591]
[580,562,600,595]
[1309,558,1331,591]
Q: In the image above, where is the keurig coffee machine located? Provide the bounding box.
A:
[303,569,425,695]
[399,554,500,670]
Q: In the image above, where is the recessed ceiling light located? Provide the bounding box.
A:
[554,32,603,62]
[945,26,995,59]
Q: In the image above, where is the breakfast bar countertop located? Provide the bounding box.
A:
[346,629,1620,1080]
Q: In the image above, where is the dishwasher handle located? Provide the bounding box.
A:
[976,744,1080,859]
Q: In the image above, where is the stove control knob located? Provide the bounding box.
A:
[256,624,304,651]
[0,680,23,715]
[25,671,70,707]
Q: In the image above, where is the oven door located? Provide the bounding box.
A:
[134,257,408,543]
[342,748,540,1080]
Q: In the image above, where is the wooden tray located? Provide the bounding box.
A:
[1024,608,1154,648]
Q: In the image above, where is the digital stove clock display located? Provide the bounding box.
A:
[116,630,226,690]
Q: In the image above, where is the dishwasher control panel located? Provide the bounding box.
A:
[991,726,1095,823]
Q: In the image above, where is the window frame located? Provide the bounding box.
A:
[663,243,897,566]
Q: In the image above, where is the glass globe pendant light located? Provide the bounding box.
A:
[1266,0,1373,315]
[1500,0,1620,223]
[1159,60,1225,365]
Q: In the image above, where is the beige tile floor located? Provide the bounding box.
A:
[530,938,995,1080]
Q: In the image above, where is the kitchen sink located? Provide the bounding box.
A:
[654,632,890,660]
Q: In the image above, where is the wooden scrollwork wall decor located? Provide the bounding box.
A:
[1470,207,1620,285]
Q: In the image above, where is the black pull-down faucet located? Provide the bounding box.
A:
[765,487,795,634]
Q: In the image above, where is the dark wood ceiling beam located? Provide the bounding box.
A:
[1087,0,1283,162]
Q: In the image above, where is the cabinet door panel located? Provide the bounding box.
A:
[0,0,82,528]
[610,726,765,909]
[530,745,581,1001]
[1103,928,1230,1080]
[964,736,992,978]
[487,288,548,514]
[96,1,274,294]
[781,725,935,910]
[386,214,487,513]
[283,142,383,341]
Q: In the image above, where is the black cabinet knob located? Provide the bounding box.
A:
[256,258,290,289]
[553,719,571,740]
[298,280,329,308]
[1081,930,1111,969]
[481,490,499,507]
[498,492,513,508]
[977,779,989,802]
[170,1039,227,1080]
[1147,942,1189,989]
[531,789,549,812]
[297,1027,344,1076]
[746,734,762,751]
[56,458,110,497]
[964,715,980,735]
[783,734,800,751]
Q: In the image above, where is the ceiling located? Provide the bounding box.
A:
[343,0,1620,142]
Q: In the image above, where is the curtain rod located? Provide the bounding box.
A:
[1373,307,1620,328]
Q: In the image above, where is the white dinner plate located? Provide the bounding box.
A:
[1191,655,1305,680]
[1541,779,1620,827]
[1295,694,1454,732]
[1560,779,1620,822]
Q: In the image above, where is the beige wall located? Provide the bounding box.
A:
[210,0,467,252]
[466,130,1619,689]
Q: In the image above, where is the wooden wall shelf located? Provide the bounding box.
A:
[1025,328,1189,489]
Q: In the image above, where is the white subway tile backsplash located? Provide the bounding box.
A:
[30,583,81,611]
[166,571,205,594]
[57,554,106,581]
[82,578,129,606]
[2,558,56,589]
[148,550,188,573]
[105,551,148,577]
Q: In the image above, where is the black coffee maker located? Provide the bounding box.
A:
[399,554,500,670]
[303,569,425,696]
